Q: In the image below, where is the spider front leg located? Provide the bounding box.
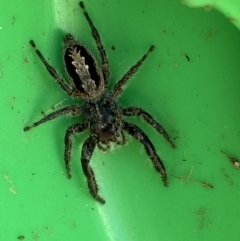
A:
[81,136,105,204]
[123,107,176,148]
[112,45,155,98]
[116,130,127,146]
[24,105,81,131]
[97,142,110,152]
[29,40,73,95]
[64,123,87,178]
[79,1,110,82]
[123,121,167,186]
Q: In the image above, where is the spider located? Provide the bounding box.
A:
[24,1,176,204]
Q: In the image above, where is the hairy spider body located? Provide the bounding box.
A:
[24,1,176,204]
[64,34,105,99]
[84,93,123,144]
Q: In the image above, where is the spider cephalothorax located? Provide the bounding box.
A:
[24,1,176,204]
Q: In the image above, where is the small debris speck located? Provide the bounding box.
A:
[17,235,25,240]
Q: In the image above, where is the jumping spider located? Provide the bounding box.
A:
[24,1,176,204]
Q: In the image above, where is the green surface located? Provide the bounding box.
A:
[1,0,240,240]
[183,0,240,30]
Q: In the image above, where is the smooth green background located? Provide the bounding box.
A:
[183,0,240,30]
[1,0,240,240]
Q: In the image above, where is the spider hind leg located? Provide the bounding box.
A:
[79,1,110,82]
[113,45,155,98]
[29,40,73,95]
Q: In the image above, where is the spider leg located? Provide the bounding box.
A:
[29,40,73,95]
[123,121,167,186]
[24,105,81,131]
[122,107,176,148]
[79,1,110,82]
[64,123,86,178]
[81,136,105,204]
[116,130,126,145]
[112,45,155,99]
[97,142,111,151]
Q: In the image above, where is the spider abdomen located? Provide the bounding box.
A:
[64,34,104,100]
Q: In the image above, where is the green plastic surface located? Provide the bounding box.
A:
[1,0,240,240]
[183,0,240,30]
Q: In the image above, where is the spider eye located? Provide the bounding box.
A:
[64,35,104,100]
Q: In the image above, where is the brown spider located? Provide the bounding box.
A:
[24,1,176,204]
